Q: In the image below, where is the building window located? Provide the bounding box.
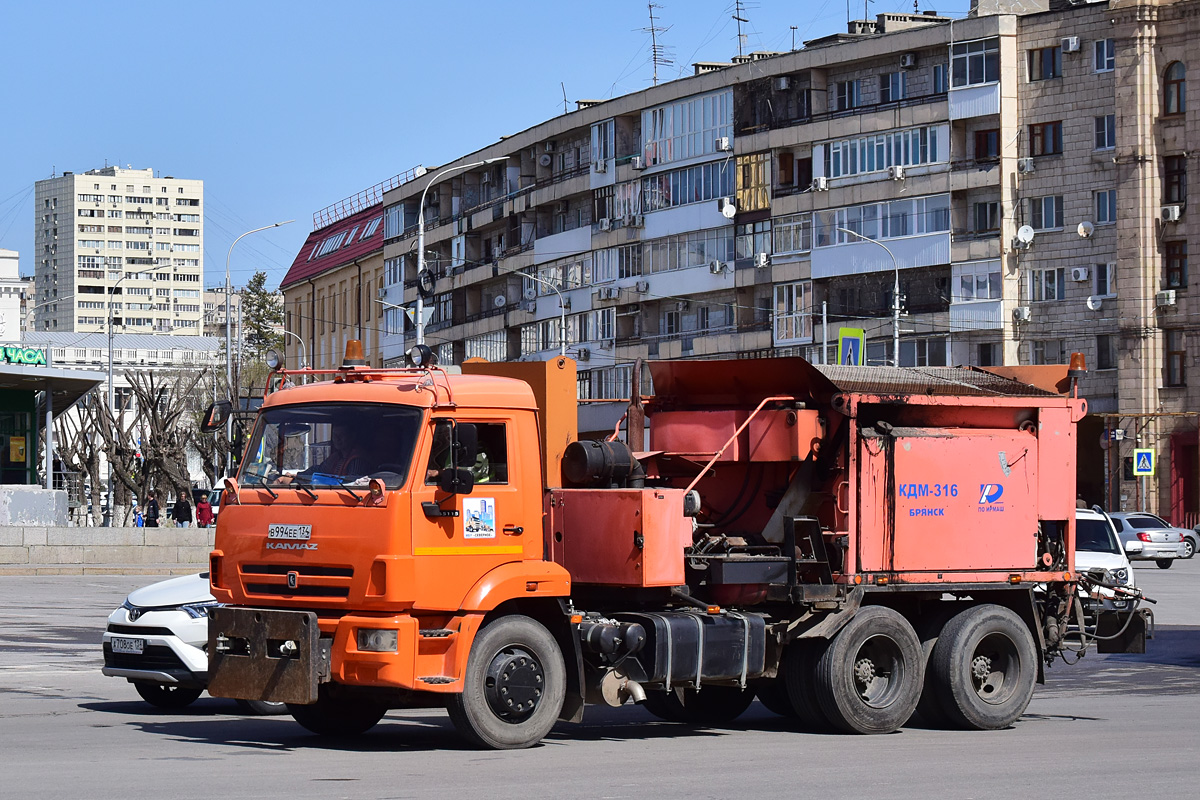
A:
[662,310,680,336]
[951,38,1000,87]
[822,124,944,178]
[1094,114,1116,150]
[735,152,771,212]
[834,79,861,111]
[1164,155,1187,204]
[1095,189,1117,224]
[977,342,1000,367]
[1029,196,1064,230]
[1028,46,1063,81]
[1029,121,1063,156]
[972,201,1000,232]
[1097,334,1117,370]
[1095,39,1115,73]
[772,214,812,254]
[735,220,772,260]
[974,128,999,160]
[1164,62,1186,115]
[1095,262,1117,297]
[1166,330,1187,386]
[899,338,947,367]
[953,260,1002,302]
[1032,339,1064,365]
[641,88,733,167]
[933,63,948,93]
[774,280,812,344]
[814,194,950,246]
[1165,240,1188,288]
[1030,267,1065,302]
[880,71,906,103]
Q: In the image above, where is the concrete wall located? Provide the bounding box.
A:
[0,486,68,526]
[0,526,213,575]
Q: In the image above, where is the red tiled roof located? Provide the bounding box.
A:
[280,204,385,290]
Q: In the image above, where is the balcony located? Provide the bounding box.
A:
[949,300,1003,332]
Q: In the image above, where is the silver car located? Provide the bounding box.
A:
[1106,512,1188,569]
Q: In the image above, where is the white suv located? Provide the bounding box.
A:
[1075,508,1137,618]
[101,573,283,714]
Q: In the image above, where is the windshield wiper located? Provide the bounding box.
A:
[290,482,318,500]
[334,478,363,502]
[250,476,278,500]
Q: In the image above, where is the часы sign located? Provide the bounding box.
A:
[2,346,47,366]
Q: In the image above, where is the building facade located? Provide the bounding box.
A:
[0,249,27,340]
[32,166,204,336]
[282,0,1200,521]
[203,287,242,340]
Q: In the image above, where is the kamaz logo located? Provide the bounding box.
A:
[979,484,1004,504]
[266,541,318,551]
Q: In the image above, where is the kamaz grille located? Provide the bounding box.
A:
[244,583,350,598]
[240,563,354,600]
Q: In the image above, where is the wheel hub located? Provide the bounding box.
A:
[484,648,544,722]
[854,657,877,686]
[971,655,992,683]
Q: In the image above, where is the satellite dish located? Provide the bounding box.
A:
[522,287,537,301]
[538,153,553,167]
[1016,225,1035,244]
[719,198,737,219]
[1078,221,1095,238]
[493,294,507,308]
[1086,295,1103,311]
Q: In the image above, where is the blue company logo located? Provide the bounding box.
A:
[979,484,1004,504]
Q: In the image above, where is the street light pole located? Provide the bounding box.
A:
[416,157,509,345]
[837,227,901,366]
[280,328,307,369]
[224,221,293,476]
[495,265,568,356]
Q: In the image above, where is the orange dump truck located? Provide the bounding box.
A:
[203,344,1146,749]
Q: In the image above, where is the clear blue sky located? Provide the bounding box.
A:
[0,0,971,290]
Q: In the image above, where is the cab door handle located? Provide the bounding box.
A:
[503,525,524,536]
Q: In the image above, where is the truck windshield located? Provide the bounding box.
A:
[240,403,422,489]
[1076,518,1122,555]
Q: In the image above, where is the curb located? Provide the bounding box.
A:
[0,564,206,576]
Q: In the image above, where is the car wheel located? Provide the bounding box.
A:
[1183,538,1196,559]
[929,604,1037,731]
[235,699,289,716]
[134,681,203,709]
[1156,559,1174,569]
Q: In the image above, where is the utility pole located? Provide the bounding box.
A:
[733,0,748,59]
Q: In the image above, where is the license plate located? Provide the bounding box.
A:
[268,524,312,540]
[111,637,144,655]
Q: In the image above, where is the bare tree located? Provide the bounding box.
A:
[128,368,208,502]
[53,392,106,526]
[95,384,146,527]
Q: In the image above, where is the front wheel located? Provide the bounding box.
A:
[929,604,1037,731]
[134,681,203,709]
[236,699,288,716]
[447,615,565,750]
[1156,559,1174,569]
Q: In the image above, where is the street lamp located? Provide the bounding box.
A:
[23,295,74,335]
[837,227,901,367]
[225,220,293,476]
[495,265,568,356]
[280,328,307,369]
[416,157,509,345]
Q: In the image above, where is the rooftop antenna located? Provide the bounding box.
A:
[561,82,569,114]
[790,25,798,51]
[733,0,748,58]
[644,3,673,86]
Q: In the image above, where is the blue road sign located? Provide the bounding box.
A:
[1132,448,1155,476]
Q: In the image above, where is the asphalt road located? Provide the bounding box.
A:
[1,562,1197,800]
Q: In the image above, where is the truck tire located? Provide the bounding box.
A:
[929,604,1037,731]
[235,699,289,716]
[783,640,835,731]
[134,681,203,709]
[640,686,754,725]
[912,609,957,728]
[287,686,388,737]
[813,606,922,734]
[447,615,566,749]
[1155,559,1174,569]
[753,678,795,718]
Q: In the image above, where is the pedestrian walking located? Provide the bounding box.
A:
[172,496,193,528]
[145,490,160,528]
[196,494,213,528]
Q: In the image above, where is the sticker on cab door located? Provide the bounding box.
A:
[463,497,496,539]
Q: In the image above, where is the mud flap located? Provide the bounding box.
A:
[207,607,326,704]
[1095,608,1153,654]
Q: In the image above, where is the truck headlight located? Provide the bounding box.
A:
[357,628,398,652]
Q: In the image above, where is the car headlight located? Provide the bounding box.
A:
[1112,567,1129,583]
[181,601,222,619]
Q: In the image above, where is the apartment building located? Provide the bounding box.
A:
[203,287,242,339]
[0,249,26,339]
[282,0,1200,521]
[32,166,204,336]
[280,176,396,369]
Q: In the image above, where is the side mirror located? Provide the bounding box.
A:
[200,401,232,433]
[453,423,478,468]
[438,467,476,496]
[1123,540,1144,554]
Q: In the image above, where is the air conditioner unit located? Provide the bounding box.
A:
[630,155,646,170]
[576,347,590,362]
[888,165,906,181]
[481,173,491,184]
[623,214,636,228]
[545,141,556,152]
[811,176,829,191]
[525,300,537,312]
[1061,36,1080,53]
[1157,289,1177,307]
[598,287,618,300]
[557,201,569,214]
[753,252,770,269]
[715,136,732,152]
[900,52,918,69]
[630,214,645,228]
[1071,267,1090,282]
[1162,205,1182,222]
[593,159,608,173]
[1017,157,1036,175]
[635,280,650,293]
[598,217,611,231]
[1013,306,1032,322]
[775,76,791,91]
[1012,236,1032,251]
[377,287,387,299]
[709,260,726,274]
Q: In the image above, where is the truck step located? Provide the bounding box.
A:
[419,676,456,685]
[418,628,456,638]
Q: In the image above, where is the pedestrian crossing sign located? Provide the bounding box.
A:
[1132,449,1155,476]
[837,328,866,366]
